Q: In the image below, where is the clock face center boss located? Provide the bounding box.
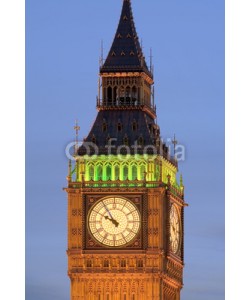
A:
[88,197,141,248]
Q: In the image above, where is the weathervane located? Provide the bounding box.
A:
[74,119,80,156]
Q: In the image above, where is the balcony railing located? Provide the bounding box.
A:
[96,97,156,113]
[68,180,166,189]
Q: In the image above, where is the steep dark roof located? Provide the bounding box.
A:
[77,110,176,167]
[100,0,152,77]
[81,110,155,147]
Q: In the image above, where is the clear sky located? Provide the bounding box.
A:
[26,0,225,299]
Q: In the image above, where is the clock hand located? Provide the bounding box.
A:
[103,203,114,219]
[104,216,119,227]
[102,202,120,226]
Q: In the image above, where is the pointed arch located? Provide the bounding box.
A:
[123,165,128,180]
[107,86,112,104]
[96,165,103,180]
[114,165,120,180]
[88,164,94,181]
[114,86,118,104]
[131,165,137,180]
[132,86,137,103]
[140,164,146,180]
[106,164,112,180]
[125,86,131,104]
[120,86,125,104]
[132,119,138,131]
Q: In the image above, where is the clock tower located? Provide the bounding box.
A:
[65,0,187,299]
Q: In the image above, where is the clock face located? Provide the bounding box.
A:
[170,204,181,254]
[88,197,141,247]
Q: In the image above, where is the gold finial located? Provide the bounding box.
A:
[74,119,80,155]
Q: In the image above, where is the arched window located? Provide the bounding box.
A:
[117,122,122,132]
[123,166,128,180]
[137,259,143,268]
[155,164,160,181]
[107,86,112,104]
[115,165,119,180]
[103,119,107,132]
[132,86,137,102]
[123,135,129,146]
[138,88,141,105]
[132,120,137,131]
[120,259,126,267]
[106,165,111,180]
[138,136,144,146]
[92,135,96,144]
[140,165,146,180]
[125,86,131,104]
[86,260,92,267]
[132,165,137,180]
[89,165,94,181]
[97,165,102,180]
[120,86,125,104]
[104,260,109,268]
[114,86,118,103]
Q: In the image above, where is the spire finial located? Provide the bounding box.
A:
[172,134,178,157]
[74,119,80,155]
[100,40,104,68]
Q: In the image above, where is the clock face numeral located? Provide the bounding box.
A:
[88,197,141,247]
[170,205,181,254]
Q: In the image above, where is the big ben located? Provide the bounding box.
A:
[65,0,187,299]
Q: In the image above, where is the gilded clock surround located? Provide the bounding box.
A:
[65,1,187,299]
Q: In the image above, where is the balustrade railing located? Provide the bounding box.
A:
[68,180,165,189]
[96,97,156,113]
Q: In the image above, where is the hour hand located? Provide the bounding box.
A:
[105,216,119,227]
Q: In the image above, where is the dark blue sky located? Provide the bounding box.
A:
[26,0,225,299]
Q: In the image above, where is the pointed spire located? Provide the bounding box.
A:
[100,0,152,78]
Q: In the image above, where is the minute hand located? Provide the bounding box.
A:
[103,203,113,219]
